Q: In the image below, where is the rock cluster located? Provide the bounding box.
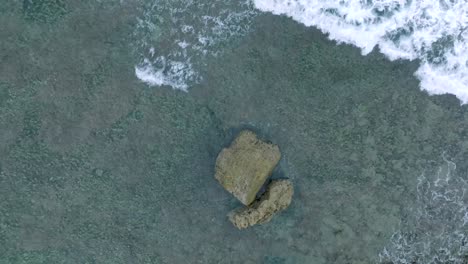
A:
[215,130,293,229]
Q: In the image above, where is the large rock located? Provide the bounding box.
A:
[215,130,281,205]
[228,179,294,229]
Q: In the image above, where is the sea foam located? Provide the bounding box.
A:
[134,0,257,91]
[254,0,468,103]
[379,156,468,263]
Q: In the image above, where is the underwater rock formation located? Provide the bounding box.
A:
[215,130,281,205]
[228,179,294,229]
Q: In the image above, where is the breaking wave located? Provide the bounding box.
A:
[254,0,468,103]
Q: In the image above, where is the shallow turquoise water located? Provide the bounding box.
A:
[1,1,467,263]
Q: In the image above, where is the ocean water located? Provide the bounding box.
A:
[133,0,257,90]
[379,155,468,263]
[1,0,468,263]
[136,0,468,104]
[254,0,468,103]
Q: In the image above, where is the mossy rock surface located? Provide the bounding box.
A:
[228,179,294,229]
[215,130,281,205]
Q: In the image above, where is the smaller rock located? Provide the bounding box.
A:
[228,179,294,229]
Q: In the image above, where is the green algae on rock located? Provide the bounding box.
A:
[228,179,294,229]
[215,130,281,205]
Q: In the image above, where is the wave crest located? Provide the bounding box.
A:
[254,0,468,103]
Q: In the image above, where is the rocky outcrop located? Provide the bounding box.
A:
[228,179,294,229]
[214,130,281,205]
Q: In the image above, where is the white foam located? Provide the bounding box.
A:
[134,0,257,91]
[135,58,194,91]
[177,41,190,49]
[379,156,468,263]
[254,0,468,103]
